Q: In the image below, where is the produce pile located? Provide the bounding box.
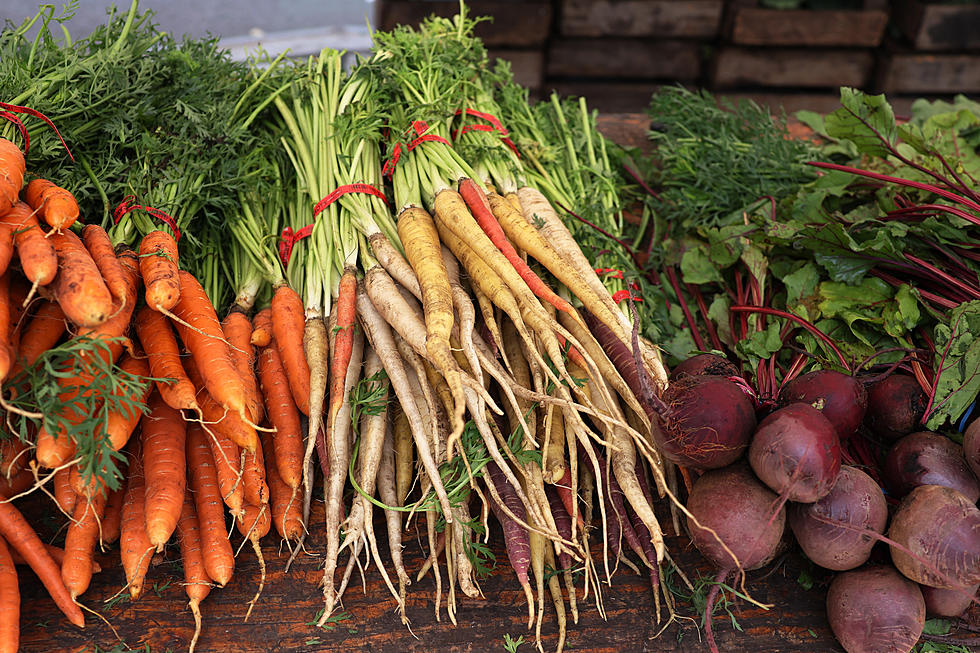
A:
[0,2,977,653]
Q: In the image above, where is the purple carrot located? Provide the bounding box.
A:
[546,485,574,572]
[485,461,534,625]
[594,451,647,567]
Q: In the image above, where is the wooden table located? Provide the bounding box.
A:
[15,114,980,653]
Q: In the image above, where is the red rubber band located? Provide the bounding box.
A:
[113,195,180,242]
[278,224,314,267]
[0,102,73,160]
[313,183,389,218]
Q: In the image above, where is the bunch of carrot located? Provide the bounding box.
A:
[0,6,689,653]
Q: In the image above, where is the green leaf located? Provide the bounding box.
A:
[680,244,725,284]
[922,619,952,636]
[926,301,980,429]
[824,88,898,158]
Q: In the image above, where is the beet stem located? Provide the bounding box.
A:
[730,306,849,370]
[702,568,729,653]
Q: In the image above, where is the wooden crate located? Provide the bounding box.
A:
[544,80,665,113]
[711,47,874,89]
[880,52,980,94]
[560,0,724,38]
[547,38,703,80]
[892,0,980,51]
[377,0,552,47]
[488,49,545,91]
[727,0,889,48]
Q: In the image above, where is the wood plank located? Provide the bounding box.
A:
[881,53,980,94]
[730,8,889,47]
[546,81,667,113]
[560,0,724,38]
[547,39,702,80]
[893,0,980,51]
[711,47,874,89]
[377,1,552,47]
[488,49,545,91]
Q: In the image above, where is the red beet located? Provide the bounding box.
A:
[779,369,868,439]
[827,565,925,653]
[888,485,980,589]
[788,466,888,571]
[920,582,979,618]
[864,374,927,441]
[658,375,756,470]
[748,403,842,503]
[964,419,980,480]
[883,431,980,503]
[669,353,739,381]
[685,463,785,653]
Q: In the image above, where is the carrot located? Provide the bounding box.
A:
[256,343,302,490]
[11,300,64,376]
[377,426,410,623]
[235,503,270,622]
[0,272,11,382]
[241,434,269,508]
[52,467,76,517]
[0,468,31,499]
[396,208,465,443]
[11,544,100,573]
[261,430,302,542]
[141,392,187,550]
[0,438,27,479]
[222,308,262,423]
[486,461,534,626]
[0,535,18,653]
[0,138,25,216]
[105,354,151,451]
[460,179,575,316]
[0,221,13,279]
[176,494,210,653]
[81,225,130,307]
[138,230,180,313]
[367,232,421,300]
[120,441,154,599]
[185,356,257,454]
[392,407,413,507]
[185,422,235,586]
[172,270,247,420]
[0,202,55,287]
[100,481,126,546]
[134,306,199,412]
[75,250,141,366]
[0,491,84,627]
[68,463,106,501]
[23,178,78,231]
[270,285,310,415]
[249,308,272,347]
[62,492,108,600]
[49,229,113,327]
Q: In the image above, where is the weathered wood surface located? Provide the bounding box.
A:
[377,1,552,47]
[560,0,724,38]
[547,39,702,81]
[880,53,980,95]
[892,0,980,51]
[729,8,889,47]
[711,48,874,89]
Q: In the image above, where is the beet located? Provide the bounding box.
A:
[964,418,980,480]
[789,466,887,571]
[882,431,980,502]
[888,485,980,589]
[779,369,868,439]
[920,582,979,618]
[658,375,756,470]
[669,353,739,381]
[685,463,785,653]
[864,374,927,442]
[748,403,841,503]
[826,565,925,653]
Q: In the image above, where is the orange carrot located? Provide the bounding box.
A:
[459,179,575,315]
[134,306,199,412]
[61,492,108,600]
[249,308,272,347]
[241,438,268,508]
[171,270,247,420]
[138,230,180,313]
[0,138,25,216]
[0,272,11,382]
[261,430,302,542]
[186,423,235,586]
[68,463,106,501]
[49,229,113,327]
[120,441,154,600]
[10,300,65,377]
[256,342,302,490]
[52,467,76,517]
[141,392,187,549]
[105,354,151,451]
[185,356,257,453]
[0,491,84,627]
[235,502,270,621]
[23,178,78,231]
[100,481,126,546]
[176,494,210,653]
[0,535,18,653]
[0,438,27,479]
[81,225,131,308]
[0,221,13,278]
[0,468,31,498]
[0,202,55,287]
[11,544,100,573]
[270,285,310,415]
[222,308,262,423]
[75,249,141,366]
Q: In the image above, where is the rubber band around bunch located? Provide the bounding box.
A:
[279,183,390,267]
[596,268,643,303]
[0,101,73,159]
[381,120,453,178]
[451,108,520,157]
[113,195,181,242]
